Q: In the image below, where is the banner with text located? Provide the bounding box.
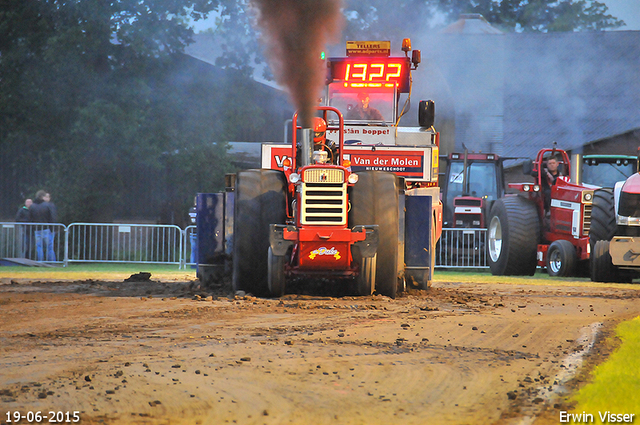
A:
[261,144,432,182]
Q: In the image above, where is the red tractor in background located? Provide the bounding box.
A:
[440,146,512,229]
[438,146,520,266]
[487,147,617,277]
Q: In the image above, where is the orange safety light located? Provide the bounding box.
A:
[402,38,411,52]
[283,158,291,167]
[342,159,351,168]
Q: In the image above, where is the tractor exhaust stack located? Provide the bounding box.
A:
[300,128,313,167]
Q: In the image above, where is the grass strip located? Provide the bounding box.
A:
[0,263,196,281]
[569,316,640,423]
[433,269,639,290]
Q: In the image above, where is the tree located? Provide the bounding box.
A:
[432,0,624,32]
[342,0,437,41]
[0,0,272,223]
[206,0,624,78]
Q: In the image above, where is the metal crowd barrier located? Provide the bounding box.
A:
[2,223,489,270]
[0,222,66,265]
[435,227,489,269]
[1,222,187,268]
[66,223,183,267]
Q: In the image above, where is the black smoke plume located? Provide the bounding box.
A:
[251,0,343,127]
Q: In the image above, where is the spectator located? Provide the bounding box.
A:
[15,198,32,258]
[30,190,58,262]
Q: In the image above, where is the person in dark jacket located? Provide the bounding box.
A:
[30,190,58,262]
[346,92,384,121]
[15,198,32,258]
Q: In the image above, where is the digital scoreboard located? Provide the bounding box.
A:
[327,57,411,92]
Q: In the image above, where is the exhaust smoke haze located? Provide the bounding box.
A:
[250,0,343,128]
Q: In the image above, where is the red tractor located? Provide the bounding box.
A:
[232,105,394,297]
[440,148,510,229]
[233,106,438,298]
[487,147,616,276]
[209,39,441,298]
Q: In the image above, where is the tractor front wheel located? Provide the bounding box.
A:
[591,240,617,282]
[546,239,576,277]
[590,240,633,283]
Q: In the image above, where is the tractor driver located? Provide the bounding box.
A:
[541,155,563,213]
[346,92,384,121]
[312,117,337,164]
[544,156,562,186]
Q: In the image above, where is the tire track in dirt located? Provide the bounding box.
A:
[1,279,640,424]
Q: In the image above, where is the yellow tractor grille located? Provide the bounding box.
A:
[301,182,347,225]
[583,204,592,236]
[303,168,344,184]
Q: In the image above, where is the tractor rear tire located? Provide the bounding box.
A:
[589,189,617,249]
[350,171,399,298]
[546,239,577,277]
[487,196,540,276]
[232,169,287,297]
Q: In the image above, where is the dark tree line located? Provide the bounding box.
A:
[0,0,281,225]
[0,0,623,223]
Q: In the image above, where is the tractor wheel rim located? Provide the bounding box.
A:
[488,216,502,263]
[549,250,562,273]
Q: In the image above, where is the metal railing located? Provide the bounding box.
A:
[1,222,67,265]
[1,222,187,268]
[66,223,183,266]
[2,223,489,269]
[435,227,489,269]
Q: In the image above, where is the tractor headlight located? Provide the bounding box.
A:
[582,191,594,203]
[523,184,530,192]
[348,173,359,184]
[533,185,540,192]
[289,173,301,184]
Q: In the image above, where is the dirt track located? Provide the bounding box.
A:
[1,276,639,425]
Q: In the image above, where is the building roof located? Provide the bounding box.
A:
[502,31,640,160]
[417,30,640,160]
